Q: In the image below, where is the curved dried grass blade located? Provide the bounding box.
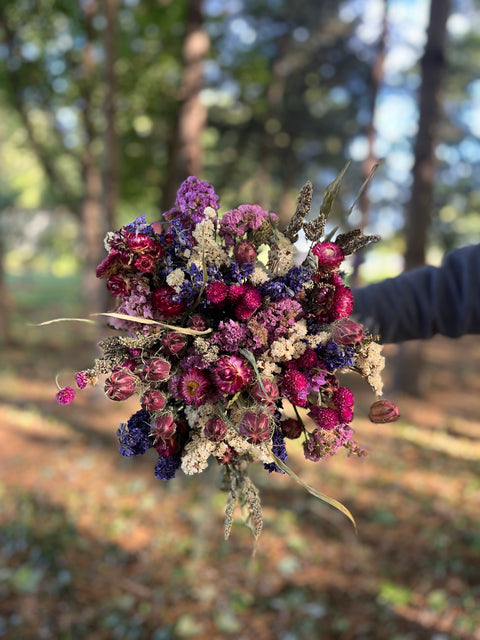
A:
[33,317,96,326]
[91,312,211,335]
[268,449,357,534]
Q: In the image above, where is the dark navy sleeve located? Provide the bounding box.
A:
[352,244,480,343]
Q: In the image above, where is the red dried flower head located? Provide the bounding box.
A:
[369,400,400,423]
[228,284,247,303]
[281,418,303,439]
[281,370,310,406]
[152,285,186,318]
[144,358,171,381]
[96,250,129,279]
[308,406,341,430]
[331,387,355,410]
[124,232,154,253]
[312,241,344,268]
[234,241,257,265]
[332,318,365,345]
[204,417,227,442]
[133,254,156,273]
[239,411,271,444]
[187,315,209,332]
[251,379,279,404]
[56,386,75,405]
[215,445,237,465]
[107,274,129,298]
[205,280,228,305]
[162,331,187,356]
[151,414,176,441]
[155,436,180,458]
[104,369,137,401]
[330,285,354,321]
[141,389,167,412]
[213,355,253,394]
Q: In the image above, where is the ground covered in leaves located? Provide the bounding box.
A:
[1,275,480,639]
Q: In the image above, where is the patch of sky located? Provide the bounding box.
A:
[21,42,40,62]
[375,92,417,142]
[458,138,480,163]
[229,16,257,48]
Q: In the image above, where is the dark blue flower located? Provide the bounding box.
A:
[264,427,287,474]
[154,453,182,481]
[117,410,152,457]
[260,279,288,300]
[124,215,154,235]
[317,339,356,372]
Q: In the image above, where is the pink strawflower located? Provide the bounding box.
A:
[213,355,253,394]
[124,231,155,253]
[75,371,89,389]
[308,406,340,430]
[330,284,354,320]
[281,370,310,406]
[206,280,228,305]
[56,386,75,405]
[312,241,344,268]
[179,368,210,407]
[239,411,271,444]
[133,254,156,273]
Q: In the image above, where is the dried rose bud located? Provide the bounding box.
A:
[239,411,271,444]
[141,389,166,412]
[144,358,170,381]
[151,414,176,441]
[369,400,400,424]
[187,315,209,332]
[104,369,137,401]
[155,436,179,458]
[281,418,303,439]
[251,379,279,404]
[332,318,365,345]
[234,241,257,265]
[204,417,227,442]
[162,331,186,355]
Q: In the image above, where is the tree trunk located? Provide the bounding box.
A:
[351,0,388,285]
[103,0,119,231]
[396,0,450,396]
[163,0,209,208]
[404,0,450,269]
[81,0,107,314]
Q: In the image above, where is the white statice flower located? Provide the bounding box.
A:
[248,265,270,286]
[184,403,217,428]
[166,268,185,292]
[224,426,253,456]
[256,359,282,377]
[190,218,230,269]
[268,320,308,362]
[356,341,385,395]
[250,442,274,465]
[268,233,296,276]
[181,433,216,475]
[305,330,331,349]
[104,231,117,251]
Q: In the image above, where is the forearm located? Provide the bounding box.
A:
[352,245,480,343]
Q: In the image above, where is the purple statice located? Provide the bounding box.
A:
[264,426,287,474]
[211,319,249,352]
[117,410,153,457]
[169,217,194,252]
[124,215,154,235]
[253,298,303,342]
[108,276,154,335]
[166,176,220,233]
[154,453,182,481]
[223,261,254,285]
[317,339,356,372]
[219,204,278,246]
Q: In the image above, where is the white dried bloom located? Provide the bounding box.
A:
[194,337,219,363]
[190,219,230,268]
[257,359,282,377]
[268,233,296,276]
[166,268,185,292]
[104,231,117,251]
[356,341,385,395]
[249,266,270,286]
[305,331,331,348]
[181,433,215,475]
[269,320,307,362]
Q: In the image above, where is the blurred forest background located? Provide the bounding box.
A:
[1,0,480,639]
